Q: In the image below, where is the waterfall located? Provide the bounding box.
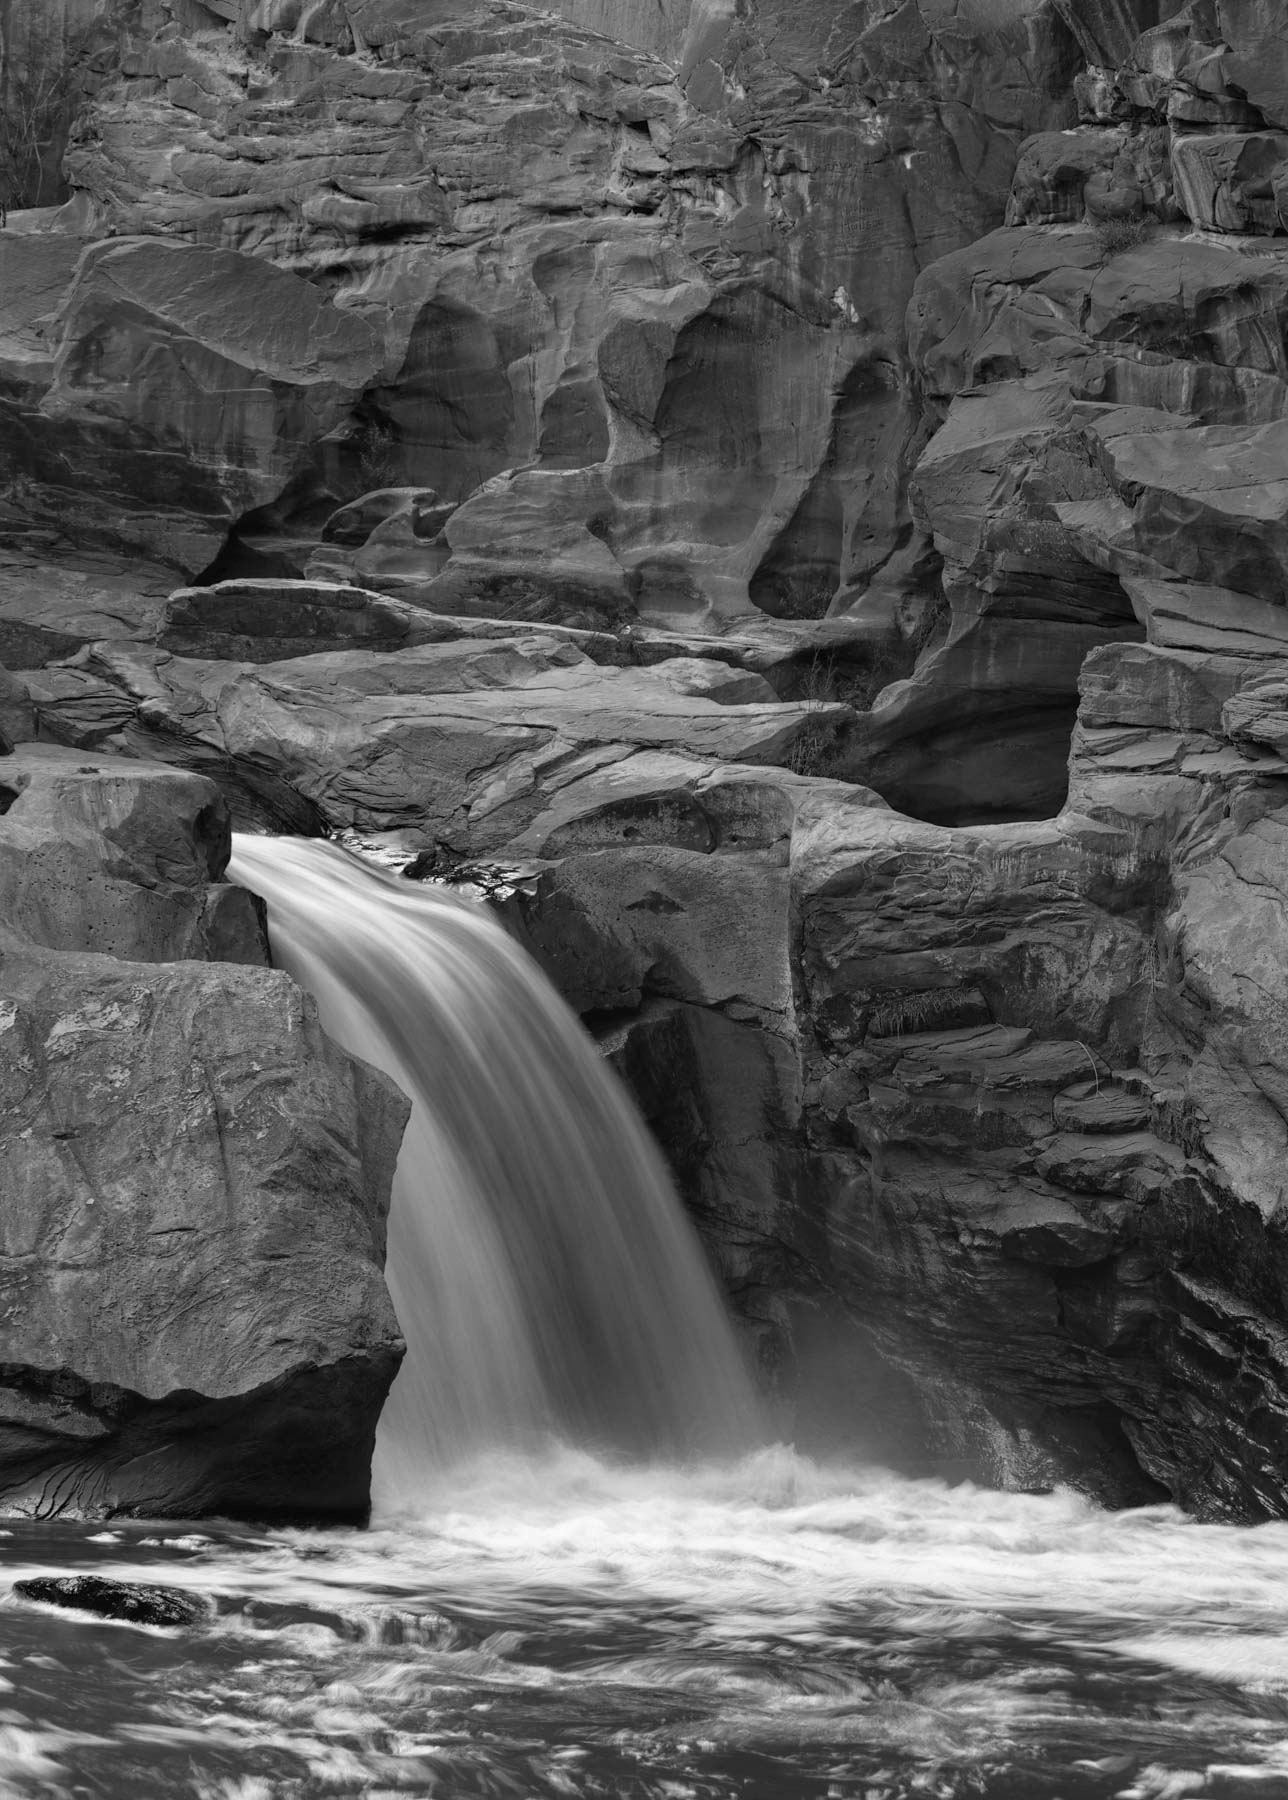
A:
[227,835,760,1507]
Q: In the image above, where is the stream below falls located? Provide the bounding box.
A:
[4,1449,1288,1799]
[0,840,1279,1797]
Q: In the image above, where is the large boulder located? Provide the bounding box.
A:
[0,746,407,1521]
[0,744,267,965]
[0,550,172,669]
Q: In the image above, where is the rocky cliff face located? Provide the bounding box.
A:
[3,0,1082,618]
[15,0,1288,1522]
[799,0,1288,1512]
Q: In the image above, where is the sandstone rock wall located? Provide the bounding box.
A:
[2,0,1081,620]
[782,0,1288,1511]
[14,0,1288,1522]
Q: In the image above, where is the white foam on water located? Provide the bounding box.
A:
[5,1452,1288,1795]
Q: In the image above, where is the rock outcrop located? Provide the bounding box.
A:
[21,632,856,842]
[0,745,406,1521]
[779,0,1288,1513]
[2,0,1081,616]
[19,0,1288,1527]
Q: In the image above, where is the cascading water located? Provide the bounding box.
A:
[6,838,1288,1797]
[225,833,760,1505]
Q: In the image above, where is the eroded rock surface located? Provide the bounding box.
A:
[2,0,1082,615]
[787,0,1288,1513]
[22,635,856,844]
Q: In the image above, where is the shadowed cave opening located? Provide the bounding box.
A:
[852,567,1147,828]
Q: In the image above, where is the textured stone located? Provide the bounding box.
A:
[0,940,406,1520]
[0,553,171,669]
[5,236,383,573]
[14,1576,209,1628]
[12,0,1288,1529]
[2,0,1081,609]
[1053,0,1185,68]
[159,579,449,662]
[1007,125,1173,225]
[0,745,407,1520]
[1100,418,1288,603]
[1171,131,1288,234]
[23,638,858,845]
[0,745,269,967]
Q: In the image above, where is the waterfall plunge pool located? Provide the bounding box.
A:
[3,1455,1288,1798]
[0,839,1280,1798]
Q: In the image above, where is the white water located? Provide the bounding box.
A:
[7,1452,1288,1796]
[226,834,759,1505]
[4,837,1288,1794]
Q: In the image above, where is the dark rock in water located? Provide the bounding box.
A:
[14,1576,207,1628]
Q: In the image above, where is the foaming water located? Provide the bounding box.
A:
[4,835,1279,1794]
[6,1452,1288,1797]
[226,834,759,1504]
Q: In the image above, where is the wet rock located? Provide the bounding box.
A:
[14,1576,208,1628]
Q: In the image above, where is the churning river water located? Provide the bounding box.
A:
[2,839,1280,1798]
[6,1453,1288,1799]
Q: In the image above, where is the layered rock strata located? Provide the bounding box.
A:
[805,0,1288,1512]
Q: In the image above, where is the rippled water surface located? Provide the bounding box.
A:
[5,1448,1288,1800]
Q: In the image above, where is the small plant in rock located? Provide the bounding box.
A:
[785,718,842,778]
[1093,215,1153,256]
[354,418,400,492]
[0,17,95,212]
[867,984,980,1038]
[1136,933,1176,1058]
[906,587,951,660]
